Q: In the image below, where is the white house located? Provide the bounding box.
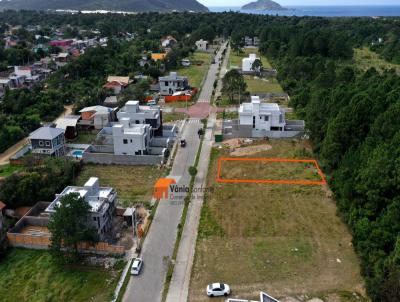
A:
[242,53,259,72]
[45,177,117,239]
[117,100,162,136]
[112,118,152,156]
[195,39,208,51]
[79,105,117,130]
[239,96,285,135]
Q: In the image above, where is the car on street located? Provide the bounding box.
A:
[180,139,187,147]
[206,283,230,297]
[131,258,143,275]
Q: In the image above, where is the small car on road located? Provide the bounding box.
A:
[131,258,143,275]
[180,139,187,147]
[206,283,230,297]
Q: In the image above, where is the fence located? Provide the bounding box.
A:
[83,152,165,165]
[7,233,125,255]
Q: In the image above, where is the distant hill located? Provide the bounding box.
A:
[242,0,286,11]
[0,0,209,12]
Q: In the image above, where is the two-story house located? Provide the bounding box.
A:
[28,126,66,157]
[239,96,285,136]
[112,118,152,156]
[117,100,163,136]
[45,177,117,239]
[195,39,209,51]
[159,72,189,96]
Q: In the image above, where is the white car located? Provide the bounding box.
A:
[130,258,143,275]
[206,283,231,297]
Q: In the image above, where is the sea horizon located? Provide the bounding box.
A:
[209,5,400,17]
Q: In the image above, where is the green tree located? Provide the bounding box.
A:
[251,58,263,75]
[48,193,98,263]
[222,69,247,103]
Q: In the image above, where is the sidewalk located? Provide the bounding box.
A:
[165,113,216,302]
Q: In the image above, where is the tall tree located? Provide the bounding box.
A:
[222,69,247,104]
[48,193,98,264]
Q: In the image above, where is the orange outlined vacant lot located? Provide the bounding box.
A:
[216,157,327,185]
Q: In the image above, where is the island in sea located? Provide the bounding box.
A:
[241,0,287,11]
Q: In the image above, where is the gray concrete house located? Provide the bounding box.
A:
[158,72,189,96]
[45,177,117,239]
[117,100,163,136]
[28,126,66,157]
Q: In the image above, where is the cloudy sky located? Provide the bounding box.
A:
[199,0,400,6]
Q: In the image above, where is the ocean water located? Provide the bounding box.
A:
[209,6,400,17]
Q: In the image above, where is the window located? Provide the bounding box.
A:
[39,140,44,146]
[264,116,269,121]
[165,81,169,86]
[130,139,132,143]
[123,139,128,144]
[279,114,283,123]
[252,116,255,129]
[135,120,139,124]
[45,141,50,147]
[259,116,262,119]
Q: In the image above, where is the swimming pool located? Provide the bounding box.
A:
[72,150,84,158]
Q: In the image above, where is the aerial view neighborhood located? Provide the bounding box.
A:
[0,1,399,302]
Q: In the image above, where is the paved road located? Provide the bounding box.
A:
[165,42,229,302]
[122,43,227,302]
[122,118,201,302]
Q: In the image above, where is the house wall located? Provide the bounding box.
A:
[82,152,165,165]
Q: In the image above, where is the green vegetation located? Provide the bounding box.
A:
[0,249,122,302]
[244,75,283,93]
[48,193,99,263]
[76,164,164,207]
[162,112,187,123]
[0,164,23,178]
[0,158,81,209]
[354,47,400,74]
[70,132,98,144]
[216,111,238,120]
[229,47,272,69]
[174,51,212,88]
[190,141,364,301]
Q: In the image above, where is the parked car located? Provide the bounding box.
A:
[131,258,143,275]
[206,283,230,297]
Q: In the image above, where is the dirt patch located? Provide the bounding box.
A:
[230,144,272,156]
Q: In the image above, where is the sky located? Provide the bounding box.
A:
[199,0,400,6]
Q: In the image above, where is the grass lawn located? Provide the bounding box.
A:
[229,47,272,69]
[189,140,366,302]
[162,112,187,123]
[76,164,165,207]
[0,249,123,302]
[228,47,283,94]
[244,75,283,94]
[0,164,23,177]
[216,111,238,120]
[174,51,212,88]
[69,132,98,144]
[354,47,400,74]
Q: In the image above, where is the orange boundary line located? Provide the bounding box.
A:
[216,157,327,185]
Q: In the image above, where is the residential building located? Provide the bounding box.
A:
[159,72,189,96]
[242,53,259,72]
[54,53,70,68]
[117,100,163,136]
[239,96,285,132]
[112,118,152,155]
[45,177,117,239]
[0,78,11,91]
[55,115,81,139]
[151,53,167,61]
[28,126,65,157]
[103,95,118,108]
[78,105,117,130]
[195,39,209,51]
[161,36,177,48]
[244,36,260,47]
[103,76,130,94]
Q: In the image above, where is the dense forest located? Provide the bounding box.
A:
[0,11,399,300]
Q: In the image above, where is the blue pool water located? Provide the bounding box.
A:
[72,150,84,158]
